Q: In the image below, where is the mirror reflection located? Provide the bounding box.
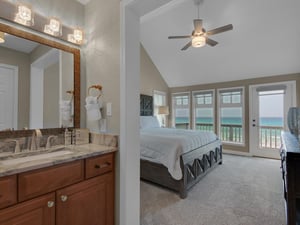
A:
[0,33,74,131]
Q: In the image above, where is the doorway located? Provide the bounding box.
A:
[249,81,296,159]
[0,64,18,130]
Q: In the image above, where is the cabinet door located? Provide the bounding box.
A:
[0,175,17,209]
[0,192,55,225]
[56,172,114,225]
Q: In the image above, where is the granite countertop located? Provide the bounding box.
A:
[0,144,117,177]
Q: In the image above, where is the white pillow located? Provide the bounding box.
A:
[140,116,160,129]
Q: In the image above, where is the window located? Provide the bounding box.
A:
[192,90,214,131]
[218,88,244,144]
[172,92,190,129]
[153,90,167,126]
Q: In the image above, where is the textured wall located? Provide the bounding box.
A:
[140,44,169,96]
[84,0,120,134]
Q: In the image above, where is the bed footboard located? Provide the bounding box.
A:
[141,140,222,199]
[179,141,222,198]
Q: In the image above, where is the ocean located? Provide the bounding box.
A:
[175,117,284,127]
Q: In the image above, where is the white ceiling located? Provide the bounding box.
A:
[140,0,300,87]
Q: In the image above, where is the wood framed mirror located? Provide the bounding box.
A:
[0,22,80,133]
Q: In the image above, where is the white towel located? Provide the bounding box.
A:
[60,100,72,121]
[85,96,102,121]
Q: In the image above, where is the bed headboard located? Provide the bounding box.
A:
[140,94,153,116]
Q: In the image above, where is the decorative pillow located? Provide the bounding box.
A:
[140,116,160,129]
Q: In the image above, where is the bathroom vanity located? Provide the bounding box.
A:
[0,144,116,225]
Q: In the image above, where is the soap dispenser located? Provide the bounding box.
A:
[64,128,72,145]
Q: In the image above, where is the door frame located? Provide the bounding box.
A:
[249,80,296,159]
[0,63,18,130]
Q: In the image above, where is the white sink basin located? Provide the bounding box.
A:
[0,150,73,166]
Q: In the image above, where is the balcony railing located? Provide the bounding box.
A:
[259,125,283,149]
[175,123,283,149]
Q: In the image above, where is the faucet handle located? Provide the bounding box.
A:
[46,135,57,149]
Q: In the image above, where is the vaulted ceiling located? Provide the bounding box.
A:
[140,0,300,87]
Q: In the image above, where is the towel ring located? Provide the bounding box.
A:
[66,90,74,101]
[88,85,102,99]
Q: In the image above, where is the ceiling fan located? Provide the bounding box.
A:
[168,4,233,50]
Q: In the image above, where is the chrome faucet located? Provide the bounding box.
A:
[4,139,20,153]
[46,135,57,149]
[30,129,42,150]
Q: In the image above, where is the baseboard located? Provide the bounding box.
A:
[223,149,253,157]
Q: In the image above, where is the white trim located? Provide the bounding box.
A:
[191,89,215,130]
[171,91,191,128]
[0,63,18,129]
[217,86,245,145]
[249,80,296,159]
[223,149,252,157]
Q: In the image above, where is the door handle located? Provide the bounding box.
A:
[252,124,256,127]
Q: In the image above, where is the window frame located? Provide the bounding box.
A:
[171,92,191,129]
[153,90,167,126]
[192,89,215,131]
[217,87,245,145]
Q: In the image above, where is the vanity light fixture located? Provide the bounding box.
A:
[14,5,34,26]
[0,32,5,43]
[68,28,84,44]
[44,18,62,36]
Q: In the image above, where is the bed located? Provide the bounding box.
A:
[140,94,222,198]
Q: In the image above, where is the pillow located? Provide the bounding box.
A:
[140,116,160,129]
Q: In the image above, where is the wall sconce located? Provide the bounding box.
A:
[0,0,84,45]
[14,4,34,26]
[44,18,62,37]
[68,28,83,44]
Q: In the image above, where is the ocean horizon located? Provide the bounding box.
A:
[175,117,283,127]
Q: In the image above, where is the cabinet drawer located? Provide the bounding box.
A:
[0,175,17,209]
[18,160,84,202]
[86,153,113,179]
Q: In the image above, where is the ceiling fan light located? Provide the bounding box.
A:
[192,36,205,48]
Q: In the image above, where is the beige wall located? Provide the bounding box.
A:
[0,46,30,129]
[140,44,169,96]
[84,0,120,134]
[170,73,300,153]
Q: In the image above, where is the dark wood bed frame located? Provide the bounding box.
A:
[140,94,223,198]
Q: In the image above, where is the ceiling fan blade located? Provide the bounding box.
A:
[206,24,233,36]
[205,38,218,46]
[181,41,192,50]
[193,19,203,33]
[168,35,191,39]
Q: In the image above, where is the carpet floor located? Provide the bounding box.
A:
[140,154,285,225]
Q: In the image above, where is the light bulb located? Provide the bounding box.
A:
[192,36,205,48]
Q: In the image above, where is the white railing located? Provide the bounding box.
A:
[259,125,283,149]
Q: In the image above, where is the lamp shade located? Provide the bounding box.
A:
[0,32,5,43]
[158,106,169,115]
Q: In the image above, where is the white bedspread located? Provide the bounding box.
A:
[140,128,218,180]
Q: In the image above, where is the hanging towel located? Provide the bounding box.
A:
[85,96,102,121]
[60,100,73,121]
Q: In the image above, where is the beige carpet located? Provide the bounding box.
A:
[140,154,285,225]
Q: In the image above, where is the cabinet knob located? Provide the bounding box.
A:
[47,201,55,208]
[61,195,68,202]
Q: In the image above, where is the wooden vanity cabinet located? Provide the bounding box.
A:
[0,193,55,225]
[0,175,17,209]
[56,173,114,225]
[0,152,115,225]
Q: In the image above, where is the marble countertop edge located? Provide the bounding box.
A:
[0,144,117,177]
